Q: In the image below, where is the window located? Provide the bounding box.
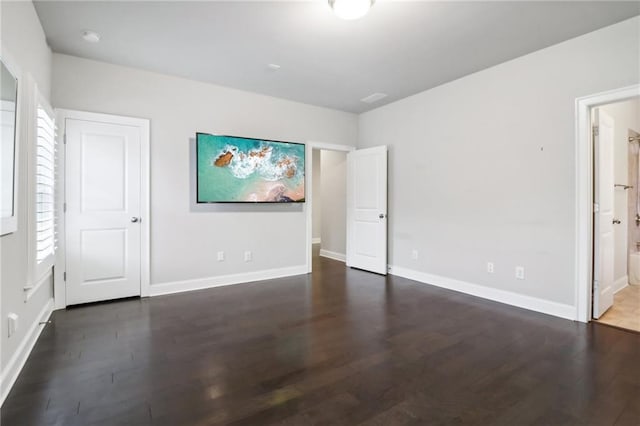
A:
[34,100,56,271]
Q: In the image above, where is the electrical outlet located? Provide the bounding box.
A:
[7,313,18,338]
[411,249,418,260]
[515,266,525,280]
[217,251,225,261]
[487,262,494,273]
[244,251,252,262]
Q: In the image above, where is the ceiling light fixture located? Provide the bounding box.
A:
[328,0,375,20]
[82,30,101,43]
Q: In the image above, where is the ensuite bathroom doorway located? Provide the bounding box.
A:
[592,96,640,332]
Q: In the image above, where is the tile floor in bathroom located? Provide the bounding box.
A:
[596,284,640,332]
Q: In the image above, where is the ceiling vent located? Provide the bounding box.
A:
[360,93,387,104]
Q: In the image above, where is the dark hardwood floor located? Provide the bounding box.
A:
[2,250,639,425]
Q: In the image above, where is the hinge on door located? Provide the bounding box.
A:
[593,125,599,137]
[593,203,599,213]
[63,202,67,213]
[63,133,67,144]
[63,272,66,281]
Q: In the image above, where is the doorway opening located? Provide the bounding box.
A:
[305,143,387,275]
[591,97,640,332]
[310,148,348,270]
[576,85,640,324]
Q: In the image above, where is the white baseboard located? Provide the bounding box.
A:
[312,237,321,244]
[1,298,54,406]
[613,276,628,294]
[319,249,346,263]
[149,265,308,297]
[388,265,576,321]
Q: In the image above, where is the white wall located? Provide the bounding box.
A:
[601,98,640,292]
[320,150,347,257]
[312,149,322,241]
[358,17,639,311]
[0,0,53,401]
[52,54,357,291]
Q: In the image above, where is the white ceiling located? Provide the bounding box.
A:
[33,1,640,113]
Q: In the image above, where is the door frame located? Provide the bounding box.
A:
[575,84,640,322]
[54,109,150,309]
[305,141,355,273]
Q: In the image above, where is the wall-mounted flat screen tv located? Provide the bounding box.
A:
[196,133,305,203]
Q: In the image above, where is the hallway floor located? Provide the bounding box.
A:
[596,285,640,332]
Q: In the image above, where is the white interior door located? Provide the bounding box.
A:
[346,145,387,274]
[65,118,142,305]
[593,108,615,319]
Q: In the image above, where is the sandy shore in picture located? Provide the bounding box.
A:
[244,180,304,202]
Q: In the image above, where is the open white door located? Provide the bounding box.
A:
[593,108,615,319]
[65,117,143,305]
[346,146,387,275]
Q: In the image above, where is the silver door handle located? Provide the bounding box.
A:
[131,217,140,223]
[379,213,386,219]
[613,219,621,225]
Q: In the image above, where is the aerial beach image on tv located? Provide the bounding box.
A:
[197,133,305,203]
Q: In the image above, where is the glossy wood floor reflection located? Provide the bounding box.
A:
[2,251,640,425]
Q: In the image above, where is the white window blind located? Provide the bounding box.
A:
[35,104,56,265]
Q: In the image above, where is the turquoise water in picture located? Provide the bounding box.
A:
[197,133,305,203]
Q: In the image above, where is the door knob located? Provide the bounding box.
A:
[613,219,621,225]
[379,213,386,219]
[131,217,140,223]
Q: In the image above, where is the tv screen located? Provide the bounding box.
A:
[196,133,305,203]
